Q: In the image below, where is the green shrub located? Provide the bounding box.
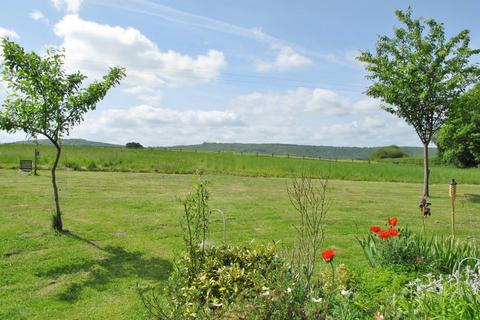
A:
[126,142,144,149]
[87,161,97,171]
[140,244,322,319]
[64,161,80,171]
[369,145,408,160]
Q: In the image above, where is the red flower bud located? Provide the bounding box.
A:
[370,226,382,233]
[388,217,398,227]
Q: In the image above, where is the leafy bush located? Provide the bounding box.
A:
[437,83,480,168]
[87,161,97,171]
[369,145,408,160]
[358,227,425,272]
[139,244,298,319]
[64,161,80,171]
[126,142,144,149]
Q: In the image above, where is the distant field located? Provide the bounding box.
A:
[0,144,478,184]
[1,169,479,319]
[166,142,436,160]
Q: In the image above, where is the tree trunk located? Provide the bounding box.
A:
[51,141,63,231]
[423,142,430,197]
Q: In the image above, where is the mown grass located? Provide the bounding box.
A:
[1,144,479,184]
[1,168,479,319]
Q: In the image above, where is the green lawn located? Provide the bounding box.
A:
[1,144,479,184]
[1,169,479,319]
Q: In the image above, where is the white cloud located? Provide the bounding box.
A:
[51,0,83,14]
[231,87,380,116]
[53,15,227,103]
[30,10,49,24]
[66,87,415,147]
[256,44,312,72]
[72,105,243,146]
[0,27,19,39]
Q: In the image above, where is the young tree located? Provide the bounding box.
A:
[437,83,480,167]
[358,8,480,196]
[0,38,126,231]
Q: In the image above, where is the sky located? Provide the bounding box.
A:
[0,0,479,147]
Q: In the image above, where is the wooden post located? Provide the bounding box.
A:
[34,149,40,175]
[449,179,457,238]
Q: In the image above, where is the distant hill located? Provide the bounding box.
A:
[6,138,121,148]
[165,142,436,160]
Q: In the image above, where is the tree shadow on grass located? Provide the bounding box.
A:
[465,194,480,204]
[36,230,173,302]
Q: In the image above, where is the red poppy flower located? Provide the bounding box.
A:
[388,217,398,227]
[370,226,381,233]
[388,228,399,237]
[322,249,335,262]
[378,230,391,240]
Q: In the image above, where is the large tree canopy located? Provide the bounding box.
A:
[358,8,480,195]
[0,37,126,231]
[437,83,480,168]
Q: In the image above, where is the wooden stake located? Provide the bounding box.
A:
[449,179,457,238]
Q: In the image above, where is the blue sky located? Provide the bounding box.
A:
[0,0,479,146]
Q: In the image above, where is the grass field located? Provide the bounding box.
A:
[1,144,479,184]
[1,168,479,319]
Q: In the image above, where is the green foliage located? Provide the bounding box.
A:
[359,7,480,195]
[358,225,479,273]
[437,83,480,168]
[0,37,126,142]
[399,265,480,318]
[426,237,480,274]
[369,145,409,160]
[180,179,212,283]
[358,8,480,145]
[319,263,356,292]
[0,37,125,231]
[126,142,144,149]
[351,268,415,319]
[358,228,426,272]
[64,161,81,171]
[140,244,313,319]
[87,161,97,171]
